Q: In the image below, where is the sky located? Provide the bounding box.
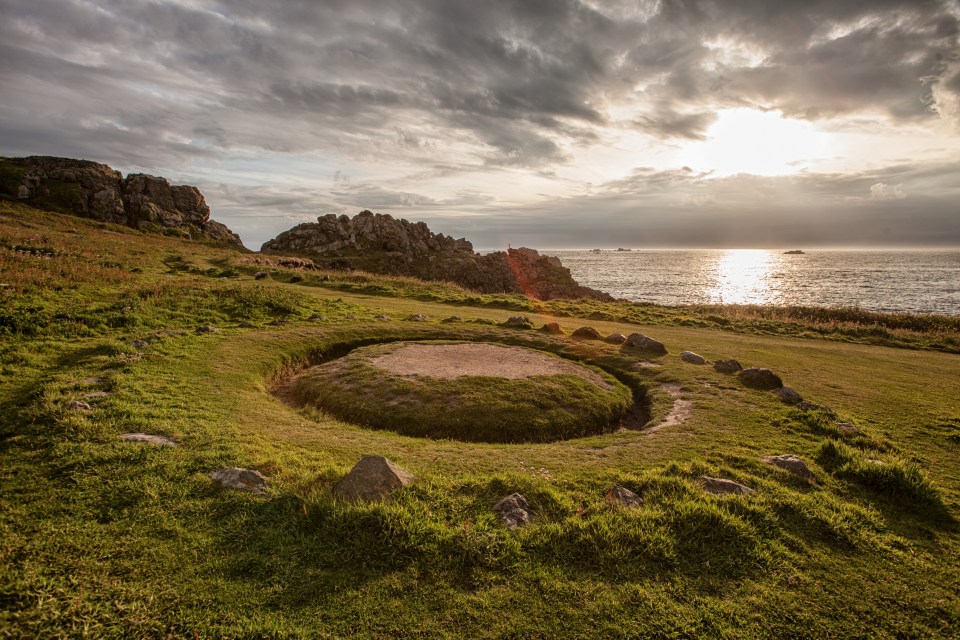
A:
[1,0,959,250]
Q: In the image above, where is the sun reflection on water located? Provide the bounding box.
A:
[707,250,780,304]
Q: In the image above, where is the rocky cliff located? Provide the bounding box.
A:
[0,156,242,245]
[262,210,612,300]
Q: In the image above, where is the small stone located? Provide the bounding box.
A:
[774,387,804,405]
[571,326,602,340]
[680,351,706,364]
[606,485,642,508]
[83,391,111,400]
[624,333,667,355]
[493,493,533,529]
[79,377,105,385]
[700,476,755,495]
[836,422,860,435]
[119,433,178,447]
[713,359,743,374]
[129,339,148,349]
[737,367,783,390]
[196,325,218,334]
[68,400,92,411]
[238,321,256,328]
[797,401,834,415]
[254,271,268,280]
[762,455,815,480]
[502,316,533,329]
[472,318,497,325]
[405,314,429,322]
[210,467,269,495]
[374,314,391,320]
[441,315,463,323]
[332,456,415,502]
[540,322,563,334]
[605,333,627,345]
[308,314,325,321]
[266,319,287,326]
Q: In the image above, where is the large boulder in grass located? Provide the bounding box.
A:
[737,367,783,390]
[774,387,803,405]
[333,456,415,502]
[605,485,642,508]
[713,359,743,374]
[605,333,627,345]
[210,468,269,495]
[762,455,815,480]
[624,333,667,355]
[680,351,706,364]
[493,493,533,529]
[571,326,602,340]
[700,476,754,495]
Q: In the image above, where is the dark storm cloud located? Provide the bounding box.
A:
[2,0,958,162]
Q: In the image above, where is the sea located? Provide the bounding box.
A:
[544,249,960,316]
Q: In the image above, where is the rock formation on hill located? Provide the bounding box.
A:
[261,210,613,300]
[0,156,242,245]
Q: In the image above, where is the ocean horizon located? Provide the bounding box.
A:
[519,248,960,316]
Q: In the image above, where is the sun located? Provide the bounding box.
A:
[681,108,830,176]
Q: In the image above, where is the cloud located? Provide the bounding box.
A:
[1,0,959,247]
[870,182,907,199]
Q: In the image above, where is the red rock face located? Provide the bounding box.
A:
[2,156,241,246]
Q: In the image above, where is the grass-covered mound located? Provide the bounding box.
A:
[293,341,634,443]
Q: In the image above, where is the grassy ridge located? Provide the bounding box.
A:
[1,200,959,638]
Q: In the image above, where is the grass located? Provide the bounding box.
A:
[292,339,634,443]
[1,200,958,638]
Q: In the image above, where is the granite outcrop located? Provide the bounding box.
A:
[0,156,242,245]
[262,210,612,300]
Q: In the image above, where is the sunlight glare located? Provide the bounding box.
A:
[681,109,829,176]
[707,249,779,304]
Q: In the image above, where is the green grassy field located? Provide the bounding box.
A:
[1,201,958,638]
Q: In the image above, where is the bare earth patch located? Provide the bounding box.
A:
[644,382,693,433]
[371,342,610,388]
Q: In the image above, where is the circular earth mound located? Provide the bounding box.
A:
[294,341,633,443]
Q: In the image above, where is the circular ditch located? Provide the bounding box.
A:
[292,340,635,443]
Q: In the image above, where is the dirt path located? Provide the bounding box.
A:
[643,382,693,433]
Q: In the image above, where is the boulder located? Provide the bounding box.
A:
[713,359,743,374]
[67,400,92,411]
[700,476,755,495]
[210,467,269,494]
[129,339,148,349]
[737,367,783,390]
[238,321,256,328]
[836,422,861,435]
[1,156,241,245]
[119,433,178,447]
[254,271,268,280]
[196,325,218,334]
[332,456,415,502]
[83,391,111,400]
[493,493,533,529]
[680,351,706,364]
[405,314,429,322]
[605,485,642,508]
[604,333,627,345]
[762,455,815,480]
[308,314,325,321]
[624,333,667,355]
[571,326,602,340]
[374,314,391,320]
[774,387,803,405]
[503,316,534,329]
[441,316,463,323]
[540,322,563,334]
